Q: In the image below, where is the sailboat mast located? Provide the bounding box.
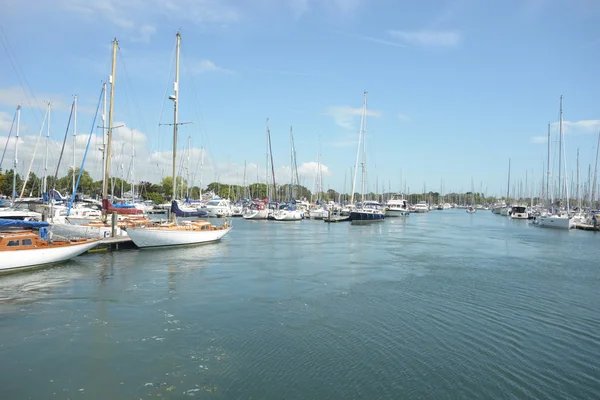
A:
[546,123,551,204]
[267,120,277,202]
[351,91,367,205]
[186,135,191,199]
[506,158,511,202]
[171,32,181,201]
[72,95,77,195]
[43,103,50,195]
[577,148,581,209]
[289,126,294,199]
[592,132,600,206]
[103,39,117,201]
[265,118,270,200]
[101,82,107,198]
[558,95,563,204]
[11,106,21,205]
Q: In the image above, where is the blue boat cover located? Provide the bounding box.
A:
[111,203,136,209]
[0,219,49,228]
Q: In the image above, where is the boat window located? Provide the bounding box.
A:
[22,238,33,246]
[206,201,220,206]
[7,240,20,247]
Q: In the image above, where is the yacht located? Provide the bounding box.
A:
[386,195,409,217]
[203,198,232,218]
[350,201,386,222]
[411,201,429,213]
[510,206,529,219]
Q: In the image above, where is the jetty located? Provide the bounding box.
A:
[576,223,599,232]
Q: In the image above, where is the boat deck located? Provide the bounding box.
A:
[576,224,600,232]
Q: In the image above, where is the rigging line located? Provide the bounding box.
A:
[0,110,17,170]
[154,40,177,177]
[0,26,44,122]
[180,46,212,157]
[119,52,148,135]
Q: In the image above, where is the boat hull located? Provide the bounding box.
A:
[126,226,232,248]
[0,239,98,273]
[242,209,269,220]
[272,210,303,221]
[386,209,409,217]
[537,216,575,229]
[349,211,385,222]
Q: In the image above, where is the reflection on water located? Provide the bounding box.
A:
[0,211,599,399]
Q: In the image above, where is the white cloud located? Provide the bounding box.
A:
[397,113,411,121]
[326,106,382,130]
[388,29,462,47]
[531,119,600,144]
[191,60,234,75]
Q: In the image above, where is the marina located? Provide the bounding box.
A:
[1,210,599,399]
[1,2,600,398]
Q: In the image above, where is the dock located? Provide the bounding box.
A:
[576,224,600,232]
[87,236,137,253]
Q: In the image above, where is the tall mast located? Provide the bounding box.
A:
[186,135,191,199]
[546,122,551,204]
[267,119,277,202]
[200,145,204,198]
[506,158,511,202]
[171,32,181,202]
[289,126,294,199]
[351,91,367,205]
[11,105,21,205]
[266,119,269,200]
[558,95,563,204]
[577,148,581,209]
[101,82,107,197]
[72,95,77,195]
[361,92,367,203]
[43,103,50,195]
[592,133,600,206]
[103,39,117,201]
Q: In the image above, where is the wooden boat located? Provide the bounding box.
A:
[126,219,231,248]
[0,222,99,273]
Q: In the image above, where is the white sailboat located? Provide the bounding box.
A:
[538,95,574,230]
[127,32,231,248]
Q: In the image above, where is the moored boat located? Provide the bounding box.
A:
[0,220,99,273]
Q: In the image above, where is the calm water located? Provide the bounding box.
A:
[1,210,599,399]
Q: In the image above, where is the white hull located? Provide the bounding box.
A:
[511,212,529,219]
[126,226,232,248]
[386,209,409,217]
[309,209,328,219]
[205,207,232,218]
[500,208,511,216]
[491,207,504,214]
[537,215,575,229]
[242,209,269,220]
[51,222,127,239]
[0,240,98,272]
[273,210,303,221]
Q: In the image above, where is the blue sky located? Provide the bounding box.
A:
[1,0,600,197]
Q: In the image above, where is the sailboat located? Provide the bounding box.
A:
[537,96,575,230]
[273,125,303,221]
[126,32,231,248]
[349,91,385,223]
[0,219,98,273]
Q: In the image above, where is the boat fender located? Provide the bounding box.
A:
[223,221,228,228]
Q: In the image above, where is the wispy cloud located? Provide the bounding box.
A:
[531,119,600,144]
[397,113,411,121]
[388,29,462,47]
[336,31,408,48]
[326,106,382,130]
[191,60,234,75]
